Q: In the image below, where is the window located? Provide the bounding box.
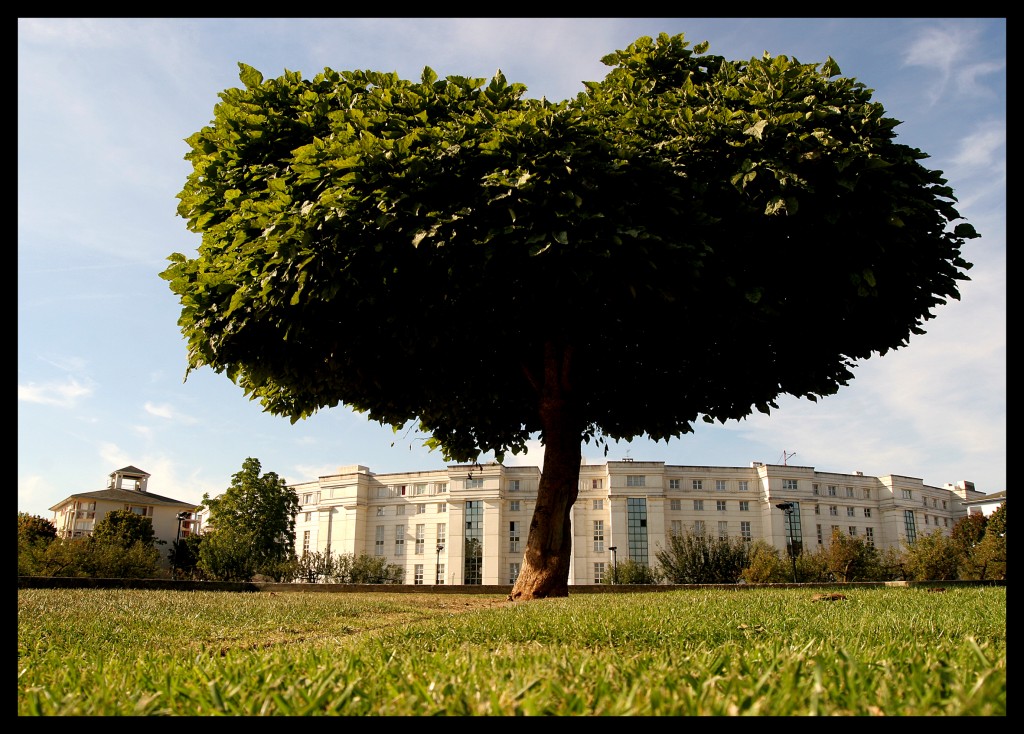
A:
[508,480,521,492]
[374,526,385,556]
[395,525,406,555]
[816,524,823,545]
[415,524,425,554]
[377,487,389,499]
[694,520,705,535]
[931,498,937,508]
[739,501,749,512]
[901,489,913,500]
[846,507,855,517]
[416,504,426,514]
[509,521,521,553]
[828,485,837,496]
[510,500,520,512]
[925,515,930,525]
[738,480,749,492]
[304,511,312,522]
[435,482,448,494]
[846,486,855,498]
[812,483,820,495]
[716,500,726,512]
[627,475,646,487]
[670,520,683,537]
[593,520,605,552]
[669,479,681,490]
[864,527,875,547]
[848,526,857,536]
[692,479,703,490]
[464,502,483,584]
[670,499,682,511]
[863,488,871,499]
[414,483,427,496]
[814,504,820,515]
[693,500,704,511]
[718,521,728,540]
[127,505,151,517]
[302,530,310,554]
[414,564,424,585]
[436,564,445,585]
[783,479,798,490]
[396,505,405,516]
[829,506,838,516]
[594,562,606,584]
[394,485,407,496]
[437,523,446,546]
[863,508,872,518]
[376,507,385,517]
[716,480,727,492]
[437,503,447,513]
[509,563,521,584]
[592,499,603,510]
[740,521,751,541]
[466,478,484,489]
[626,497,649,566]
[592,479,603,489]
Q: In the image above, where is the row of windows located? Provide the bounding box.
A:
[379,483,450,498]
[629,476,753,491]
[668,499,753,512]
[818,505,872,518]
[374,523,448,556]
[815,525,876,547]
[372,503,449,517]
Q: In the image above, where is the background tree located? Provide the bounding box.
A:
[951,513,988,580]
[198,457,300,582]
[902,530,960,581]
[163,33,976,600]
[92,509,160,549]
[656,530,750,584]
[821,528,879,582]
[739,540,790,584]
[168,534,204,579]
[18,512,57,576]
[972,503,1006,580]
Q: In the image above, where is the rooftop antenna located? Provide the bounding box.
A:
[779,450,796,466]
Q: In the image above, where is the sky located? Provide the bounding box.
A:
[18,18,1006,519]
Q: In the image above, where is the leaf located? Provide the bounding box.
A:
[237,63,264,89]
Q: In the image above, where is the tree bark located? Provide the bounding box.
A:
[508,342,582,601]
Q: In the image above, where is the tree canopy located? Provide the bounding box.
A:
[198,457,300,581]
[162,33,976,599]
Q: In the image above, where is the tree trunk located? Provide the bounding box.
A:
[508,342,582,601]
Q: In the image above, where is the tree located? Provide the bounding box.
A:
[972,503,1006,580]
[604,558,660,585]
[740,540,790,584]
[198,457,300,582]
[656,530,750,584]
[92,509,159,549]
[951,513,988,579]
[18,512,57,576]
[902,530,960,581]
[168,534,204,579]
[821,528,879,582]
[162,33,976,600]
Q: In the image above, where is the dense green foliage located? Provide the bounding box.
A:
[950,504,1006,580]
[18,587,1005,715]
[91,509,159,548]
[198,458,300,582]
[656,531,751,583]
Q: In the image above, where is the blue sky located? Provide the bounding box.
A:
[18,18,1006,518]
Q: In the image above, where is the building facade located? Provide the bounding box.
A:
[289,460,987,586]
[48,465,201,566]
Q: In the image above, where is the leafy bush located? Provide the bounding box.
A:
[656,531,750,584]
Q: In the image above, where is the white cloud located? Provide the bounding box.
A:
[143,401,198,424]
[18,378,93,407]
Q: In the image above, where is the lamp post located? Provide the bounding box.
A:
[775,503,799,583]
[609,546,618,584]
[173,512,189,578]
[435,543,444,585]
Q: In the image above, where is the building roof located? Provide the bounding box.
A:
[962,489,1006,506]
[49,487,197,512]
[113,465,150,476]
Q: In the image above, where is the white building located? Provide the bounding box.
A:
[289,460,990,586]
[48,465,201,567]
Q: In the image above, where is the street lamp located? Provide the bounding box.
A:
[609,546,618,584]
[775,503,799,583]
[435,543,444,585]
[173,512,189,579]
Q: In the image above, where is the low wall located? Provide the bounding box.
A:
[17,576,1002,593]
